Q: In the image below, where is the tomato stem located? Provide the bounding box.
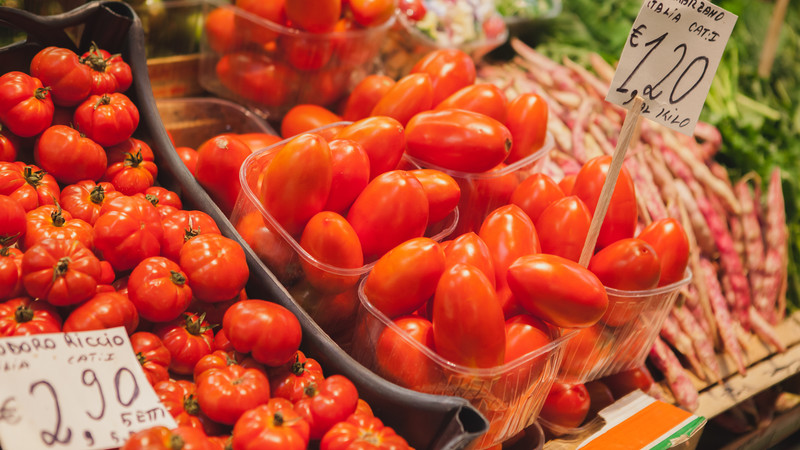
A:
[183,394,201,416]
[136,351,147,366]
[169,434,185,450]
[144,194,159,207]
[291,353,307,376]
[22,166,45,187]
[53,257,71,280]
[183,313,213,335]
[93,94,111,110]
[302,382,318,398]
[273,411,285,427]
[50,203,66,227]
[34,86,51,100]
[89,185,105,205]
[14,305,34,323]
[124,149,144,168]
[170,270,186,286]
[0,235,18,252]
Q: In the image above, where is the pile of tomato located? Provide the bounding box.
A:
[0,45,414,450]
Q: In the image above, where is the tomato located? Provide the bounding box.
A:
[154,379,218,435]
[349,0,395,26]
[21,239,101,306]
[121,426,212,450]
[507,254,608,328]
[23,204,94,250]
[443,232,495,288]
[286,0,340,32]
[268,350,324,402]
[283,33,335,71]
[0,247,23,300]
[195,134,253,215]
[535,196,591,263]
[540,383,591,429]
[30,46,92,106]
[0,162,60,211]
[589,238,661,291]
[0,125,20,162]
[364,237,445,318]
[405,109,512,173]
[217,52,295,107]
[435,83,508,123]
[194,349,267,381]
[600,365,655,399]
[299,211,364,294]
[347,170,429,262]
[637,218,690,286]
[94,195,163,271]
[260,133,332,237]
[128,257,192,323]
[371,73,433,127]
[62,291,139,334]
[288,282,359,339]
[106,137,155,164]
[323,139,370,213]
[335,117,405,180]
[232,398,310,450]
[410,49,476,105]
[0,71,54,137]
[196,364,271,425]
[510,173,564,223]
[559,173,577,195]
[223,299,302,367]
[161,210,221,263]
[341,75,395,122]
[179,234,249,303]
[130,331,171,386]
[205,6,240,53]
[0,194,25,244]
[451,163,521,236]
[478,204,540,295]
[176,146,199,175]
[320,414,410,450]
[281,105,341,139]
[504,93,548,164]
[375,315,439,389]
[504,315,551,363]
[294,374,359,439]
[559,326,610,379]
[73,93,139,146]
[586,380,615,415]
[235,0,285,45]
[408,169,460,223]
[572,156,637,250]
[79,44,133,95]
[144,186,183,210]
[0,296,61,336]
[154,312,215,375]
[59,180,122,225]
[235,211,301,284]
[100,151,155,197]
[236,133,283,152]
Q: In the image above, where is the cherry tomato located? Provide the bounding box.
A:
[324,139,370,213]
[364,237,445,318]
[371,73,433,127]
[179,233,249,303]
[232,398,310,450]
[406,109,512,173]
[128,257,192,323]
[216,52,295,107]
[161,209,221,263]
[62,291,139,334]
[320,414,411,450]
[286,0,340,32]
[0,162,60,211]
[23,204,94,251]
[410,49,476,105]
[21,238,101,306]
[30,46,92,106]
[408,169,460,223]
[335,116,405,180]
[507,254,608,328]
[196,364,271,425]
[0,296,61,336]
[341,75,395,122]
[236,133,283,152]
[195,133,251,215]
[347,170,429,262]
[536,196,591,263]
[130,331,171,386]
[636,218,690,286]
[0,194,26,244]
[268,351,325,403]
[504,314,551,362]
[376,315,440,389]
[435,83,508,123]
[600,365,655,399]
[299,211,363,294]
[59,180,122,225]
[121,426,211,450]
[223,299,302,367]
[572,156,637,250]
[154,312,215,375]
[510,173,564,223]
[205,6,240,53]
[295,374,359,439]
[432,263,506,368]
[0,247,23,300]
[73,93,138,146]
[280,104,342,139]
[505,93,548,164]
[399,0,426,21]
[540,383,591,429]
[94,195,163,271]
[443,232,496,288]
[0,71,54,137]
[349,0,395,26]
[79,43,132,95]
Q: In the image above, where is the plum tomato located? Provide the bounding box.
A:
[335,116,405,180]
[286,0,340,32]
[410,49,476,105]
[195,133,251,216]
[443,232,495,288]
[510,173,564,223]
[280,104,342,139]
[505,93,548,164]
[435,83,508,123]
[371,73,433,127]
[299,211,363,294]
[589,238,661,291]
[376,315,440,389]
[536,196,592,263]
[340,75,395,122]
[504,314,551,363]
[324,139,370,213]
[478,204,540,292]
[408,169,460,223]
[636,218,690,286]
[540,382,591,429]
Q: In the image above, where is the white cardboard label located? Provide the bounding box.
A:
[606,0,737,135]
[0,327,176,450]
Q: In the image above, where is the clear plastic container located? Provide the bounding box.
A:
[559,269,693,383]
[198,0,394,120]
[405,131,554,236]
[351,278,574,449]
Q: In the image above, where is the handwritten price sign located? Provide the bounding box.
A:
[0,328,176,450]
[606,0,737,134]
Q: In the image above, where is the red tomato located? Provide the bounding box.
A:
[443,232,495,288]
[154,379,220,435]
[510,173,564,223]
[79,44,132,95]
[280,104,342,139]
[194,133,251,215]
[223,299,302,367]
[193,349,266,381]
[0,296,61,336]
[176,146,199,175]
[196,364,271,425]
[94,195,163,271]
[21,239,101,306]
[504,314,551,362]
[130,331,171,386]
[288,282,359,338]
[408,169,460,223]
[540,383,591,429]
[478,204,540,294]
[600,365,655,399]
[216,52,295,107]
[261,133,332,237]
[320,414,411,450]
[0,194,26,244]
[232,398,310,450]
[586,380,615,415]
[504,93,548,164]
[435,83,508,123]
[559,325,610,379]
[62,291,139,334]
[0,71,54,137]
[154,312,215,375]
[376,315,440,389]
[282,34,335,71]
[214,328,234,352]
[235,211,300,284]
[204,6,239,53]
[0,248,23,300]
[335,116,405,180]
[636,218,690,286]
[347,170,429,262]
[349,0,395,26]
[572,156,637,250]
[536,196,591,262]
[106,137,155,164]
[405,109,512,173]
[589,238,661,291]
[128,257,192,323]
[364,237,445,318]
[161,209,221,263]
[324,139,370,213]
[59,180,122,225]
[432,263,506,368]
[144,186,182,210]
[299,211,363,294]
[73,93,139,146]
[294,374,359,439]
[268,351,324,403]
[102,149,158,196]
[30,46,92,106]
[371,73,433,127]
[286,0,340,31]
[236,133,283,152]
[410,49,476,105]
[559,174,577,195]
[0,125,20,162]
[179,234,249,303]
[0,162,60,212]
[234,0,285,45]
[121,426,211,450]
[452,163,521,236]
[507,254,608,328]
[23,204,94,251]
[341,75,395,122]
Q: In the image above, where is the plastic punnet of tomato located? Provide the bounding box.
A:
[199,0,395,120]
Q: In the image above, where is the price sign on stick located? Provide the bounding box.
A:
[606,0,737,135]
[0,327,176,450]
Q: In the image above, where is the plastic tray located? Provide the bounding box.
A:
[0,3,488,448]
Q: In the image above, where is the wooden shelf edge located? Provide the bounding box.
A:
[721,404,800,450]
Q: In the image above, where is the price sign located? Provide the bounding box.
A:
[0,328,176,450]
[606,0,737,135]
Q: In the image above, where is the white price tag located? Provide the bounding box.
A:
[606,0,737,135]
[0,327,176,450]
